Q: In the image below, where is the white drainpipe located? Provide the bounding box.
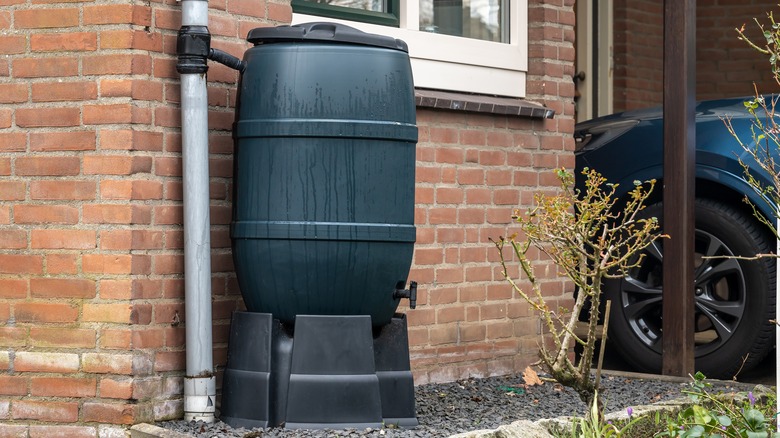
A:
[177,0,216,423]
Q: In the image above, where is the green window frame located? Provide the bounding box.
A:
[291,0,400,27]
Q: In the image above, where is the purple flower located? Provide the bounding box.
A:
[748,391,756,406]
[626,407,633,418]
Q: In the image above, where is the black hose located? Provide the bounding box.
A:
[208,48,246,73]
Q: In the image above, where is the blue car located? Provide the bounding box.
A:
[574,97,776,378]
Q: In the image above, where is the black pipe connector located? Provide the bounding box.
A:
[177,26,247,74]
[177,25,211,74]
[393,281,418,309]
[208,48,247,73]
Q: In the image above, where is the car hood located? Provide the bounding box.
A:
[576,96,756,130]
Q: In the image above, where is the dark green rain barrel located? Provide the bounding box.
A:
[230,23,417,327]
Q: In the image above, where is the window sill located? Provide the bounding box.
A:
[414,89,555,119]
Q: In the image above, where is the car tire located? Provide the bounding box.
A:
[605,199,775,379]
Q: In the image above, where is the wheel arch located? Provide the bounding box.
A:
[609,165,775,234]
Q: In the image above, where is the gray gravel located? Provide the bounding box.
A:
[158,372,751,437]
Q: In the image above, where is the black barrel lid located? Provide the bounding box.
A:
[246,22,408,52]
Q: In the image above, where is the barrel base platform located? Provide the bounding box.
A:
[220,311,418,430]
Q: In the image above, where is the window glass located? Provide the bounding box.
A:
[305,0,388,13]
[292,0,399,26]
[420,0,508,43]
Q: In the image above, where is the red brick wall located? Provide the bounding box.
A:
[407,0,577,384]
[614,0,779,113]
[0,0,575,431]
[0,0,288,434]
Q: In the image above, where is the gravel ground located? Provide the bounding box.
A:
[157,372,754,437]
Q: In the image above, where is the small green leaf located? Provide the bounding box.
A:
[743,408,766,428]
[715,415,731,426]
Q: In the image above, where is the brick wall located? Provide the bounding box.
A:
[0,0,288,434]
[614,0,779,113]
[0,0,575,432]
[407,0,577,384]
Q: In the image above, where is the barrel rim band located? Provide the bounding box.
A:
[231,221,416,242]
[234,119,418,141]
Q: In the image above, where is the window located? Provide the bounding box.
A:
[291,0,401,26]
[292,0,527,97]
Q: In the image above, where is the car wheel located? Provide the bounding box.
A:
[605,199,776,378]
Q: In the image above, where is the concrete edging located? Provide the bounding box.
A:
[130,423,195,438]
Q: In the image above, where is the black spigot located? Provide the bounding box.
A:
[393,281,417,309]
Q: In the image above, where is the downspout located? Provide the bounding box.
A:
[176,0,216,423]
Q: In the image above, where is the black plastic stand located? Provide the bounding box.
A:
[220,312,418,429]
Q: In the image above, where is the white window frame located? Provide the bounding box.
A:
[292,0,528,98]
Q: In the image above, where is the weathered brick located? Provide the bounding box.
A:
[82,353,133,374]
[0,279,27,298]
[15,156,81,176]
[83,103,134,124]
[154,350,185,372]
[30,377,96,397]
[84,204,152,224]
[99,29,163,52]
[12,57,79,78]
[0,83,27,103]
[83,155,152,175]
[0,35,25,54]
[30,327,91,349]
[30,180,96,200]
[0,424,27,437]
[100,180,163,200]
[14,8,79,28]
[14,205,79,224]
[29,425,97,438]
[83,4,151,25]
[99,129,163,151]
[0,375,27,395]
[100,229,163,250]
[45,254,79,275]
[153,254,183,275]
[0,229,26,249]
[82,54,151,76]
[131,328,164,349]
[82,303,132,323]
[99,328,132,350]
[16,107,80,127]
[0,254,43,275]
[30,278,96,299]
[0,132,26,152]
[15,302,79,323]
[0,326,27,347]
[31,31,97,51]
[30,131,97,151]
[12,400,78,423]
[82,402,136,425]
[31,229,96,249]
[14,351,79,373]
[83,254,150,275]
[100,377,133,399]
[31,81,98,102]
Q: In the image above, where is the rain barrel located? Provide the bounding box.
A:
[230,23,417,328]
